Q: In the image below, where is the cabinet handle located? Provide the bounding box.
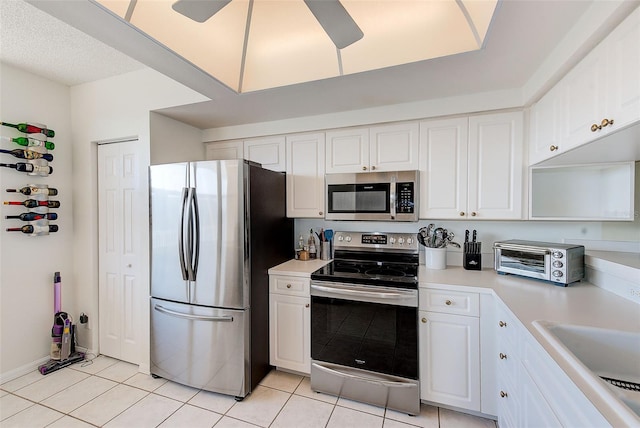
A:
[591,123,602,132]
[499,353,507,360]
[305,303,310,308]
[549,145,558,151]
[371,165,376,171]
[319,211,323,216]
[421,317,427,323]
[471,212,477,217]
[362,166,368,171]
[286,284,292,288]
[500,391,508,398]
[445,300,452,306]
[499,321,507,327]
[459,212,465,217]
[601,118,614,128]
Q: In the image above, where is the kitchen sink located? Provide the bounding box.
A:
[533,320,640,423]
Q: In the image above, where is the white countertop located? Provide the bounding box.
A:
[268,258,331,277]
[419,266,640,426]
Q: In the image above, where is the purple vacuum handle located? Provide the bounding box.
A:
[54,271,61,314]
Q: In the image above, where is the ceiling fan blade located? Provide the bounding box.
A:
[172,0,232,23]
[303,0,363,49]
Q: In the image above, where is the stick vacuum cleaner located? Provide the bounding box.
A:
[38,272,85,374]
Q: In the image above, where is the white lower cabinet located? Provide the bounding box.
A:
[419,288,480,411]
[269,274,311,374]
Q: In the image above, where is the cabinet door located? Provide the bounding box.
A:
[326,127,369,173]
[529,85,564,165]
[606,7,640,131]
[468,112,524,219]
[286,133,325,218]
[244,136,286,172]
[370,122,419,171]
[520,369,562,428]
[205,141,243,160]
[418,118,468,219]
[419,311,480,411]
[269,293,310,374]
[562,46,608,151]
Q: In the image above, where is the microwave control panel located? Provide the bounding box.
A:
[396,182,415,213]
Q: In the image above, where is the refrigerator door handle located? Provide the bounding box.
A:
[185,187,197,282]
[154,304,234,322]
[191,188,200,279]
[178,187,189,281]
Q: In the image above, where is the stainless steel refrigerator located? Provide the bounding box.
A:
[149,160,293,399]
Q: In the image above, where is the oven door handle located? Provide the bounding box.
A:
[311,362,416,388]
[311,284,412,300]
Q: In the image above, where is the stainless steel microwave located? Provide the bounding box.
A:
[325,171,419,221]
[494,240,585,286]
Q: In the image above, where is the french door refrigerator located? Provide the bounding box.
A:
[149,159,293,399]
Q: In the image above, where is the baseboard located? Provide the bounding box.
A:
[0,355,50,384]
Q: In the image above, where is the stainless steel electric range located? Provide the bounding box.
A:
[310,231,420,415]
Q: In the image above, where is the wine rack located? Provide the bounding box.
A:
[1,121,58,236]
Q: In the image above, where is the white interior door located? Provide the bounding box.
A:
[98,140,146,364]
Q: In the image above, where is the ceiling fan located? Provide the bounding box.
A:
[171,0,364,49]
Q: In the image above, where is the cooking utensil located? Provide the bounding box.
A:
[324,229,334,241]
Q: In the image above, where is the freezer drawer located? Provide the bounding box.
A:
[150,298,250,397]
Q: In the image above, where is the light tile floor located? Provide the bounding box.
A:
[1,355,497,428]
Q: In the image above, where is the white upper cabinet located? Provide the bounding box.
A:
[420,112,525,220]
[286,132,325,218]
[244,136,286,172]
[325,127,370,173]
[530,8,640,165]
[326,123,418,173]
[205,140,243,160]
[419,117,469,219]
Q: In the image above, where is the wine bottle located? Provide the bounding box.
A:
[1,121,55,138]
[4,199,60,208]
[6,224,59,234]
[0,148,53,162]
[5,212,58,221]
[6,186,58,196]
[0,162,53,175]
[0,135,55,150]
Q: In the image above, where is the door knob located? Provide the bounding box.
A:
[591,123,601,132]
[421,317,427,323]
[500,391,508,398]
[499,321,507,327]
[549,145,558,151]
[445,300,452,306]
[499,353,507,360]
[362,166,367,171]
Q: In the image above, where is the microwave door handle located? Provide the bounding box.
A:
[390,183,396,219]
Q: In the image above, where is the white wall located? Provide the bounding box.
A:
[150,112,205,165]
[68,68,208,373]
[0,63,74,380]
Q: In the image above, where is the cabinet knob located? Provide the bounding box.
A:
[459,212,465,216]
[445,300,452,306]
[362,166,368,171]
[499,321,507,327]
[471,212,477,217]
[319,211,323,216]
[286,284,292,288]
[601,118,614,128]
[591,123,602,132]
[499,353,507,360]
[305,303,310,308]
[421,317,427,323]
[549,145,558,151]
[500,391,508,398]
[371,165,376,171]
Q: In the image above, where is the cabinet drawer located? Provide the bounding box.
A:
[269,275,310,296]
[496,303,522,349]
[420,288,479,316]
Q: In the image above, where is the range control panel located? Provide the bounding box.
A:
[334,231,419,252]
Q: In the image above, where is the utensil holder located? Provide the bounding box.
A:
[425,247,446,270]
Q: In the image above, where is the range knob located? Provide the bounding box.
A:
[389,237,396,244]
[553,260,564,268]
[406,237,413,244]
[398,237,405,244]
[338,235,344,241]
[552,251,564,259]
[345,236,352,242]
[552,270,564,278]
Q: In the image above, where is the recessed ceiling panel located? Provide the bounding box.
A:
[127,0,248,90]
[242,0,340,92]
[461,0,499,43]
[341,1,480,75]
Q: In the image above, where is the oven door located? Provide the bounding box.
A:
[310,281,418,380]
[494,245,551,281]
[326,182,393,221]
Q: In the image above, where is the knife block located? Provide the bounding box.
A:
[463,242,482,270]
